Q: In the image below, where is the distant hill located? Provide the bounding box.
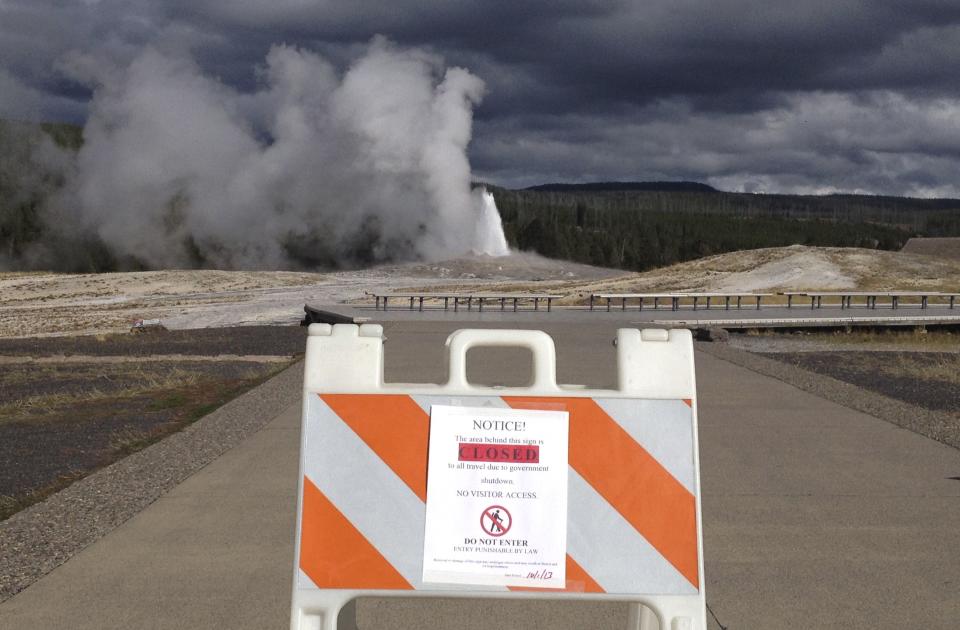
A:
[525,181,716,193]
[490,182,960,272]
[0,119,83,150]
[0,120,85,264]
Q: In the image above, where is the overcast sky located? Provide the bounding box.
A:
[3,0,960,195]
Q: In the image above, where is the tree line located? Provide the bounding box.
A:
[489,184,958,271]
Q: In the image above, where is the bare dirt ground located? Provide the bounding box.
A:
[0,325,306,355]
[361,245,960,306]
[0,326,302,521]
[901,237,960,261]
[544,245,960,304]
[764,351,960,413]
[4,246,960,337]
[0,252,620,338]
[719,329,960,449]
[729,329,960,354]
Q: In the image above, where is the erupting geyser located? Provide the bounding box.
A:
[473,189,511,257]
[23,38,510,270]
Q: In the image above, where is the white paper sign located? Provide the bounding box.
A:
[422,404,569,588]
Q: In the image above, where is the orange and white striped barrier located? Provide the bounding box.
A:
[292,325,705,630]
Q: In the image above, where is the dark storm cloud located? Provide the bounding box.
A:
[471,92,960,196]
[3,0,960,195]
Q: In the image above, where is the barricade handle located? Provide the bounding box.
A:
[445,329,559,391]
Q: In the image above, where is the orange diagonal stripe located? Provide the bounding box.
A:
[565,554,605,592]
[321,394,430,501]
[300,476,412,590]
[504,397,699,588]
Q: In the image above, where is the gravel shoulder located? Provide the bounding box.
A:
[0,326,308,523]
[0,360,303,603]
[0,325,307,356]
[697,342,960,449]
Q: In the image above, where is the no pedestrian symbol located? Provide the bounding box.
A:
[481,505,512,537]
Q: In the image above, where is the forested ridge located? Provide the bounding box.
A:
[490,183,960,271]
[0,120,84,263]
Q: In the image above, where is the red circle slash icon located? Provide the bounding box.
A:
[480,505,512,537]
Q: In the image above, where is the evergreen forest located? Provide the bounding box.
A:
[490,183,960,271]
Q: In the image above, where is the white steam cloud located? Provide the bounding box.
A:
[55,38,509,269]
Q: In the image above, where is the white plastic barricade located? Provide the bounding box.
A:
[292,324,706,630]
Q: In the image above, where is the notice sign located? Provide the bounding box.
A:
[422,405,569,589]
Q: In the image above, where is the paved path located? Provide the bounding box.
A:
[1,321,958,629]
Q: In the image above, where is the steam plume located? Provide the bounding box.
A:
[47,38,509,269]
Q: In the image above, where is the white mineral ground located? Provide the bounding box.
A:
[1,245,958,338]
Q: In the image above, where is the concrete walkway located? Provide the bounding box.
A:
[0,399,301,629]
[1,322,958,629]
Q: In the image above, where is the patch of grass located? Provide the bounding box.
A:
[824,328,958,348]
[0,495,20,521]
[187,400,228,422]
[148,392,188,410]
[743,328,960,348]
[0,359,294,522]
[109,426,156,456]
[0,366,206,423]
[0,470,86,521]
[99,362,290,456]
[879,353,960,384]
[186,362,288,418]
